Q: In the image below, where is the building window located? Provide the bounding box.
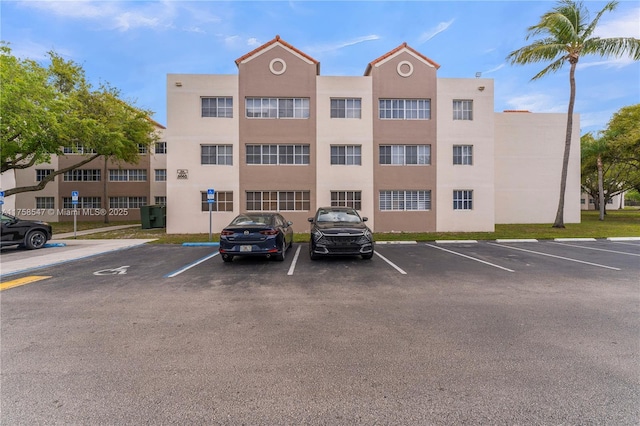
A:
[63,197,101,209]
[379,145,431,165]
[331,191,362,210]
[246,191,310,211]
[453,190,473,210]
[245,97,310,119]
[453,145,473,165]
[35,197,55,209]
[330,145,361,165]
[109,169,147,182]
[62,143,96,154]
[155,141,167,154]
[36,169,53,182]
[453,100,473,120]
[379,99,431,120]
[201,145,233,165]
[202,97,233,118]
[379,190,431,211]
[63,169,101,182]
[330,98,361,118]
[109,196,147,209]
[138,144,148,154]
[155,196,167,205]
[246,144,309,165]
[200,191,233,212]
[154,169,167,181]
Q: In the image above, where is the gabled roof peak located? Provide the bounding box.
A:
[235,35,320,75]
[364,43,440,75]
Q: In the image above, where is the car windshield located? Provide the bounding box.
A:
[316,209,361,223]
[231,215,272,226]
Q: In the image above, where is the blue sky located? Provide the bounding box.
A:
[2,0,639,134]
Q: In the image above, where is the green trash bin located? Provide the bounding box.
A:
[150,205,166,228]
[140,205,153,229]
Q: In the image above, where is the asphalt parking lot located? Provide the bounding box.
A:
[2,239,639,424]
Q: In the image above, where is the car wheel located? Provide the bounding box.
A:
[362,251,374,260]
[25,230,47,250]
[221,254,233,263]
[275,240,286,261]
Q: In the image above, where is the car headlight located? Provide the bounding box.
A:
[363,229,372,240]
[312,229,324,241]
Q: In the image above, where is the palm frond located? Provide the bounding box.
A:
[582,37,640,60]
[583,1,618,39]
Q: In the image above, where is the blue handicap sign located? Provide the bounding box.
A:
[72,190,79,205]
[0,190,4,205]
[207,188,215,203]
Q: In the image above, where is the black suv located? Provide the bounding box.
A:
[1,213,53,250]
[308,207,374,260]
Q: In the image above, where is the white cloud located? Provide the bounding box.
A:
[505,93,566,113]
[592,7,640,39]
[577,56,637,70]
[247,38,261,47]
[417,19,454,45]
[306,35,380,54]
[483,63,505,74]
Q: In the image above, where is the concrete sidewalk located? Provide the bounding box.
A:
[54,224,141,239]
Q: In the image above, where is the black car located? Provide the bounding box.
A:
[308,207,374,260]
[1,213,53,250]
[219,212,293,262]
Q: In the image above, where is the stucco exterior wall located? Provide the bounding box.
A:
[436,78,495,232]
[494,112,581,224]
[166,74,239,234]
[316,76,374,225]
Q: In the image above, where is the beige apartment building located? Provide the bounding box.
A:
[165,36,580,234]
[6,126,166,223]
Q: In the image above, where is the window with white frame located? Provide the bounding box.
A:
[109,169,147,182]
[62,143,96,154]
[154,169,167,181]
[453,100,473,120]
[330,98,361,118]
[331,145,361,165]
[245,97,309,118]
[379,190,431,211]
[453,190,473,210]
[63,169,101,181]
[202,97,233,118]
[109,196,147,209]
[379,99,431,120]
[200,191,233,212]
[138,144,148,154]
[36,169,53,182]
[201,145,232,165]
[155,196,167,205]
[36,197,55,209]
[453,145,473,165]
[155,141,167,154]
[63,196,101,209]
[246,191,310,211]
[379,145,431,165]
[246,144,309,165]
[331,191,362,210]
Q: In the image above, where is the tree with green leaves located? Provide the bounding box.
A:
[507,0,640,228]
[581,104,640,218]
[0,43,159,197]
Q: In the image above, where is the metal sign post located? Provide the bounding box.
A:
[207,189,215,242]
[72,191,79,239]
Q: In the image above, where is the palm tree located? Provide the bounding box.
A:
[507,0,640,228]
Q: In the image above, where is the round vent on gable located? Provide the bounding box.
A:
[397,60,414,77]
[269,58,287,75]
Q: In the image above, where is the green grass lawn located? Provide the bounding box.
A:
[53,210,640,243]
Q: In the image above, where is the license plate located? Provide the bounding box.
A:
[240,245,252,252]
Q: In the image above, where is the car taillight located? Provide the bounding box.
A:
[259,229,278,235]
[220,230,234,236]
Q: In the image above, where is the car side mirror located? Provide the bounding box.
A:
[287,221,293,227]
[362,217,368,222]
[307,217,314,223]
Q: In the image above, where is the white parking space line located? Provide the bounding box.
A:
[164,251,220,278]
[426,244,515,272]
[374,251,407,275]
[488,243,621,271]
[287,246,301,276]
[551,242,640,257]
[612,241,640,247]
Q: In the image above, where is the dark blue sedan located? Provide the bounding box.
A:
[219,213,293,262]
